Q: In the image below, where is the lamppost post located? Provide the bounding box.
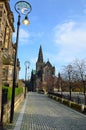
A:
[10,14,20,123]
[24,61,30,98]
[84,76,86,105]
[0,49,3,127]
[10,1,32,123]
[68,65,72,101]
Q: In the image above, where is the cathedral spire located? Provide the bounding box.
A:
[37,45,43,63]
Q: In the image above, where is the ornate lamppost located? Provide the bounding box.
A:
[24,61,30,98]
[10,1,32,123]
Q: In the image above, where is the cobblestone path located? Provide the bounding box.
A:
[4,92,86,130]
[21,92,86,130]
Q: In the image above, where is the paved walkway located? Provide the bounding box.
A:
[4,92,86,130]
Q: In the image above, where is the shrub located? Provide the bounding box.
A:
[7,87,12,101]
[15,87,23,96]
[2,86,11,101]
[63,99,69,106]
[58,97,62,102]
[71,102,81,111]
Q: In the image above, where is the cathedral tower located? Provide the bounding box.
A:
[36,45,44,72]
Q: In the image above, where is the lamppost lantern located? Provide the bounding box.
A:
[14,1,32,25]
[22,15,30,25]
[24,61,30,68]
[15,1,32,15]
[10,1,32,123]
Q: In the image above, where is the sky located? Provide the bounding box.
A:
[9,0,86,79]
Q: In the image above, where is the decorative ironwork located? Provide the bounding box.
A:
[15,1,32,15]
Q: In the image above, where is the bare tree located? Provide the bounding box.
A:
[46,75,54,92]
[73,59,86,95]
[62,64,74,100]
[55,73,62,92]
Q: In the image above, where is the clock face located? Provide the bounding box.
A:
[15,1,32,15]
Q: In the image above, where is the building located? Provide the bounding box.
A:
[30,45,55,92]
[0,0,20,123]
[30,70,36,91]
[0,0,20,87]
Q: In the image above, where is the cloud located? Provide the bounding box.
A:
[13,28,30,38]
[19,29,30,38]
[30,32,44,38]
[13,28,30,45]
[53,21,86,64]
[54,21,86,45]
[13,28,44,45]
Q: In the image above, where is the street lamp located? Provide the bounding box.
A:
[24,61,30,98]
[10,1,32,123]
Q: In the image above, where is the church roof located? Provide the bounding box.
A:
[45,60,52,67]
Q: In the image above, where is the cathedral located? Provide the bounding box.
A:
[30,45,55,92]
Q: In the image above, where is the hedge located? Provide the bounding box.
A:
[63,99,69,106]
[2,86,23,101]
[48,94,86,113]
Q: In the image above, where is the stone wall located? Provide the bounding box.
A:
[2,93,24,123]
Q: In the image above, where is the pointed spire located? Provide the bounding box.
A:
[37,45,43,63]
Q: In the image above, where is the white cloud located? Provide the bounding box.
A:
[30,32,44,38]
[13,28,44,45]
[12,28,30,45]
[13,28,30,38]
[19,29,30,38]
[54,21,86,45]
[53,21,86,64]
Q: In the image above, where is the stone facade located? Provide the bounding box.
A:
[30,46,55,92]
[0,0,20,87]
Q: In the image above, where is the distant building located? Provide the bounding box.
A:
[30,70,36,91]
[30,45,55,92]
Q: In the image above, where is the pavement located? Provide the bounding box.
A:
[3,92,86,130]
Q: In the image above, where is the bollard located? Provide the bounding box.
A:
[81,104,84,112]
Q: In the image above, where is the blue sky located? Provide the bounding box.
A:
[10,0,86,79]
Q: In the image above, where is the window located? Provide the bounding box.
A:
[0,41,2,48]
[0,11,2,17]
[9,69,13,78]
[2,68,6,77]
